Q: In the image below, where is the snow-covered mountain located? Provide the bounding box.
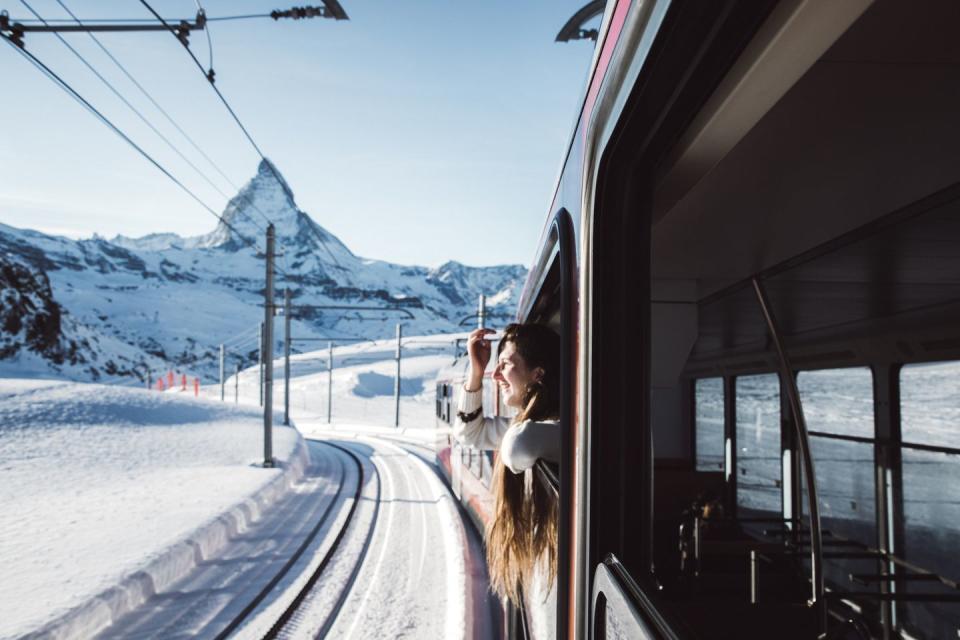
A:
[0,160,526,383]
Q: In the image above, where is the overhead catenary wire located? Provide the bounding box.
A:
[10,12,312,25]
[51,0,281,233]
[138,0,346,276]
[0,31,265,257]
[18,0,267,238]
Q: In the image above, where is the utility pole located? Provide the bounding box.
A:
[219,343,225,401]
[235,363,240,404]
[478,294,486,329]
[327,341,333,424]
[394,323,402,428]
[263,224,276,468]
[258,322,264,407]
[283,288,291,426]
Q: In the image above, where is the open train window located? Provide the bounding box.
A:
[735,374,781,516]
[899,361,960,639]
[694,378,724,472]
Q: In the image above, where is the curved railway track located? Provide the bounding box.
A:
[95,432,489,640]
[263,440,382,639]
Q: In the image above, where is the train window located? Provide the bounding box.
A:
[797,368,874,438]
[901,361,960,449]
[735,374,782,515]
[899,361,960,638]
[694,378,724,472]
[797,368,877,598]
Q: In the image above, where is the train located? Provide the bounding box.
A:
[436,0,960,638]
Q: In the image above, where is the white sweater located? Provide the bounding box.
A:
[452,385,560,474]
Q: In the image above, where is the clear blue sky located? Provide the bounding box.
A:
[0,1,599,267]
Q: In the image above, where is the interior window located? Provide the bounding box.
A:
[695,378,724,472]
[735,374,781,515]
[900,361,960,639]
[797,368,877,599]
[901,361,960,449]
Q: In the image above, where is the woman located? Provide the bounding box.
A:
[453,322,560,607]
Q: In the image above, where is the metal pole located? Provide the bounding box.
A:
[263,225,275,468]
[219,343,225,401]
[258,322,264,407]
[751,278,825,631]
[235,363,240,404]
[394,323,402,427]
[283,288,291,426]
[478,294,486,329]
[327,341,333,424]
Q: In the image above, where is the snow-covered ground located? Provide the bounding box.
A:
[0,331,471,639]
[204,332,466,429]
[0,380,303,639]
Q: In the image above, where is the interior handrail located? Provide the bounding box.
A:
[752,277,826,634]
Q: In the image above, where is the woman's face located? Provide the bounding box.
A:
[493,341,543,409]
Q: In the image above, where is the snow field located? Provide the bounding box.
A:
[203,332,467,429]
[0,381,306,639]
[1,331,479,638]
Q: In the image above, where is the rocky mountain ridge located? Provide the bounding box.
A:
[0,160,526,382]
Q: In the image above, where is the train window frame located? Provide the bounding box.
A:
[897,360,960,638]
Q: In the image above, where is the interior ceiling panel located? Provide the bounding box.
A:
[651,0,960,299]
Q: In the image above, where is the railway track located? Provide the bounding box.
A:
[260,441,382,639]
[96,433,484,639]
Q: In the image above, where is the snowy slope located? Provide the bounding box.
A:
[0,332,462,638]
[0,381,303,639]
[0,159,525,384]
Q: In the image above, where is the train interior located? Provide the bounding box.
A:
[643,1,960,638]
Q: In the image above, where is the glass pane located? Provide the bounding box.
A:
[799,437,878,598]
[736,374,781,515]
[695,378,724,472]
[901,447,960,639]
[901,361,960,449]
[797,368,874,438]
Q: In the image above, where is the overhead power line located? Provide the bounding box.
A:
[0,30,265,256]
[18,0,266,237]
[4,5,349,26]
[51,0,278,233]
[138,0,349,276]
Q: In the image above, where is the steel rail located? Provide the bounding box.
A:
[263,440,381,639]
[210,441,352,639]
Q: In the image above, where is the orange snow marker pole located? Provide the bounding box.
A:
[194,377,199,397]
[181,373,187,391]
[167,371,174,387]
[158,378,165,391]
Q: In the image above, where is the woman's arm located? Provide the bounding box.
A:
[452,385,510,450]
[499,419,560,474]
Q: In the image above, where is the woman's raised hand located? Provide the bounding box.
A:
[466,328,496,391]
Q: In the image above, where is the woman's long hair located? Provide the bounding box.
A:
[485,322,560,606]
